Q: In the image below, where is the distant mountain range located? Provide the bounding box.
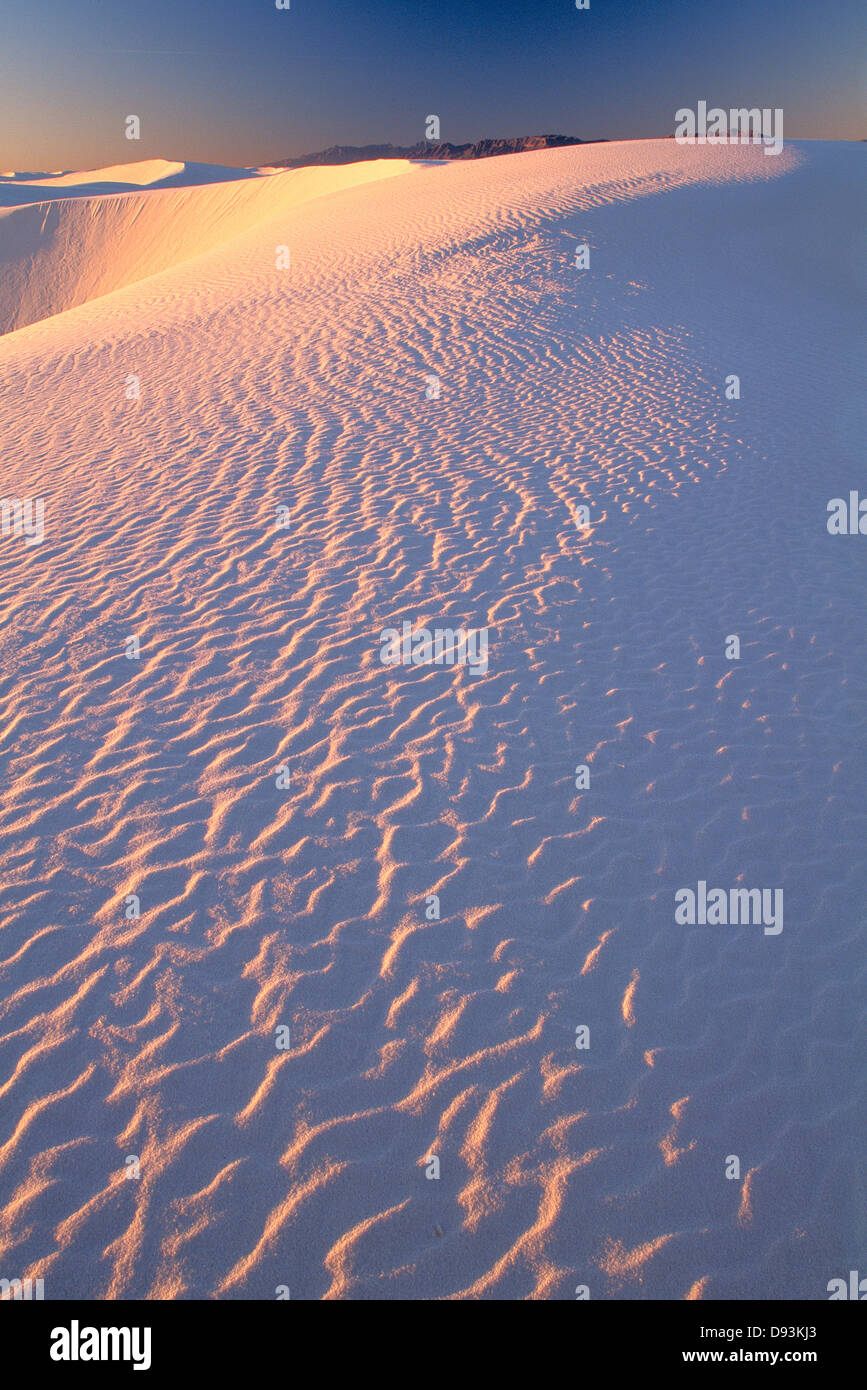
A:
[271,134,601,168]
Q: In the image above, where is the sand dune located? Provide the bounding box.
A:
[0,139,863,1300]
[0,159,408,334]
[0,160,274,193]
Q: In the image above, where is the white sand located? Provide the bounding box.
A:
[0,159,408,336]
[0,139,863,1300]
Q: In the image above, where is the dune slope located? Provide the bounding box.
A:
[0,140,864,1301]
[0,159,408,334]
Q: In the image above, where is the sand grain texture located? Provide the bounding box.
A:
[0,140,864,1300]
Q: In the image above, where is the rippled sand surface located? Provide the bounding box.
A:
[0,139,863,1300]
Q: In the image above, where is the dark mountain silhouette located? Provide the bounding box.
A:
[271,134,601,168]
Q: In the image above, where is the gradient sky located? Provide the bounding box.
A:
[1,0,864,171]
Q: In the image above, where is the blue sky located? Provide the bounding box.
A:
[1,0,863,169]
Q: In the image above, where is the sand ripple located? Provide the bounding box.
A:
[0,139,863,1299]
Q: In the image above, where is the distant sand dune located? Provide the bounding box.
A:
[0,159,408,335]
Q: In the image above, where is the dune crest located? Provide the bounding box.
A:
[0,158,410,335]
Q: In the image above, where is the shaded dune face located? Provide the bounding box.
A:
[0,140,863,1301]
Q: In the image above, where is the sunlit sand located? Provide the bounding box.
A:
[0,138,862,1300]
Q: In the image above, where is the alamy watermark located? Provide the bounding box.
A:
[827,1270,866,1299]
[827,492,866,534]
[1,496,44,545]
[50,1323,152,1370]
[0,1276,44,1300]
[675,881,783,935]
[379,621,488,676]
[675,102,783,156]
